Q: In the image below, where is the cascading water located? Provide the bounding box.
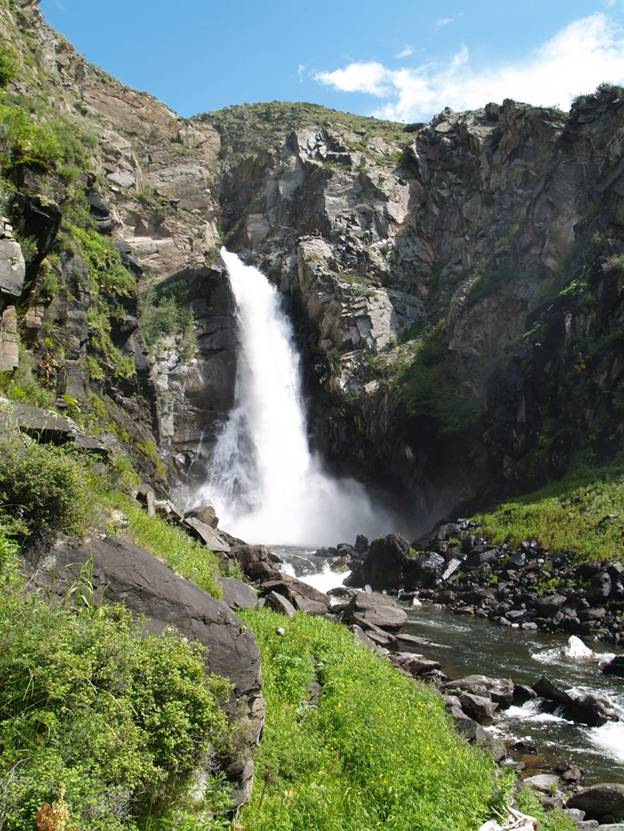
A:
[195,247,391,546]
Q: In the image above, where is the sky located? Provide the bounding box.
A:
[40,0,624,122]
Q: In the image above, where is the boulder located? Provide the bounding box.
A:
[533,676,573,706]
[389,652,441,677]
[218,577,259,611]
[231,544,281,582]
[0,236,26,298]
[346,533,409,590]
[183,516,231,554]
[264,590,296,617]
[187,503,219,528]
[534,677,619,726]
[342,590,408,630]
[565,691,620,727]
[603,655,624,678]
[442,675,514,708]
[524,774,561,792]
[261,574,329,615]
[352,618,397,649]
[459,692,498,725]
[567,784,624,821]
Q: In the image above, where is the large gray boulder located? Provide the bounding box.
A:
[218,576,259,611]
[33,535,264,810]
[567,784,624,822]
[342,590,408,631]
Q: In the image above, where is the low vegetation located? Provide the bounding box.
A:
[476,452,624,561]
[239,608,501,831]
[516,789,576,831]
[0,528,233,831]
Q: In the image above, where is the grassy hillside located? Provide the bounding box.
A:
[238,609,501,831]
[475,452,624,561]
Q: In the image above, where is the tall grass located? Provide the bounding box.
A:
[239,609,501,831]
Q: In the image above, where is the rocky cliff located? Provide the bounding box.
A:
[1,0,623,531]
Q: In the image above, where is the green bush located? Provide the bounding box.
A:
[140,281,196,359]
[239,609,499,831]
[72,227,138,380]
[0,44,18,88]
[0,434,89,542]
[398,326,480,434]
[0,585,232,831]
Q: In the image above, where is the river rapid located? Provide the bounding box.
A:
[274,545,624,785]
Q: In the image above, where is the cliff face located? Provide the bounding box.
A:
[204,95,624,526]
[1,0,623,528]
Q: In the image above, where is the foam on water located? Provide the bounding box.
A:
[589,721,624,762]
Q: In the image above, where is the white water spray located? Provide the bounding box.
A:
[195,248,391,545]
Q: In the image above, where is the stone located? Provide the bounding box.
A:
[342,590,408,630]
[107,170,136,189]
[346,534,409,590]
[0,237,26,298]
[261,574,329,615]
[459,692,498,725]
[389,652,441,677]
[0,305,19,371]
[218,577,259,611]
[524,774,561,792]
[183,516,231,554]
[230,544,281,582]
[603,655,624,678]
[264,590,296,617]
[442,675,514,708]
[187,503,219,528]
[567,784,624,821]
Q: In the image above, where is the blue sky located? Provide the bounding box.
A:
[40,0,624,121]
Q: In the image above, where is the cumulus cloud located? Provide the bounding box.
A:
[396,45,414,59]
[313,13,624,121]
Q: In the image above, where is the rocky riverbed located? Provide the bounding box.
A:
[254,542,624,830]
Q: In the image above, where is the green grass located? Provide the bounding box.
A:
[516,789,576,831]
[238,609,501,831]
[475,453,624,561]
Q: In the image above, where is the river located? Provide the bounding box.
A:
[274,545,624,786]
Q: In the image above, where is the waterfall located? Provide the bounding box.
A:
[195,247,391,546]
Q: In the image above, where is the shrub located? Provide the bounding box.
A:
[239,609,499,831]
[0,433,89,542]
[0,44,18,88]
[0,587,232,831]
[140,281,196,359]
[398,326,480,434]
[72,227,138,380]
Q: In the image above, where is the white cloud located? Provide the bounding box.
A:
[436,17,456,26]
[297,64,306,82]
[396,45,414,59]
[313,13,624,121]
